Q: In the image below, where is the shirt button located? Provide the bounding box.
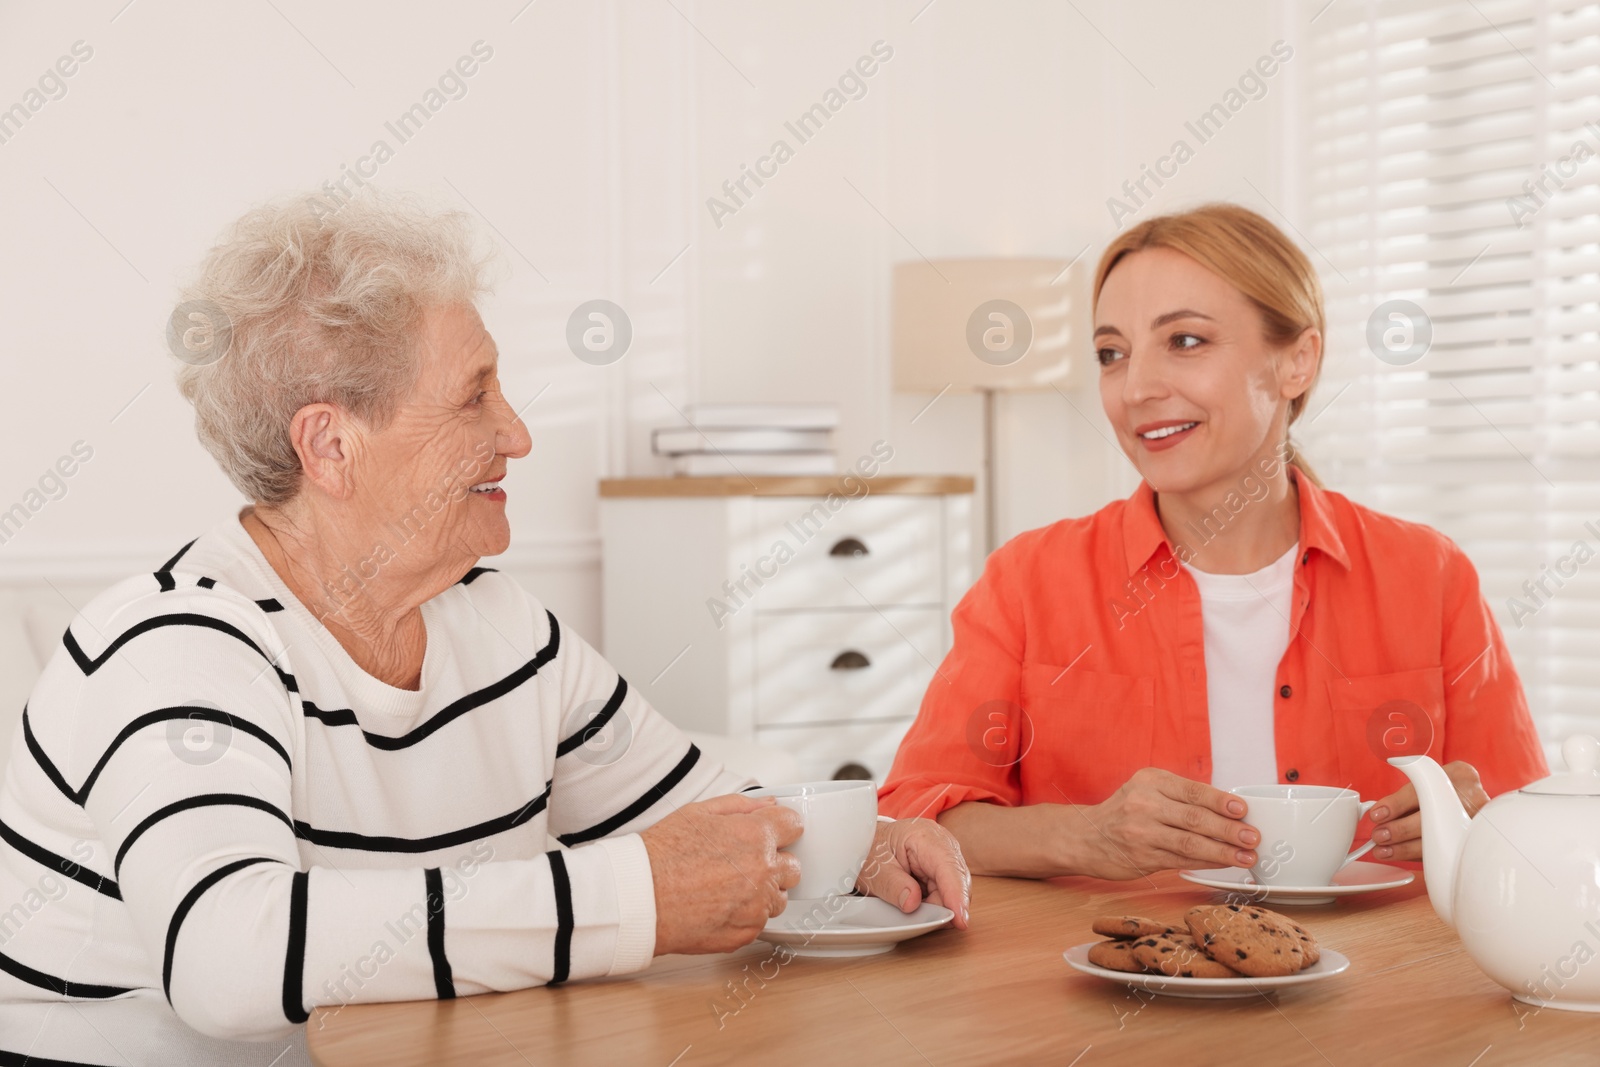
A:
[1301,552,1310,565]
[1285,768,1300,782]
[1279,684,1293,699]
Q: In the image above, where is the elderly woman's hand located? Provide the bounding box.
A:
[854,818,971,929]
[643,793,804,955]
[1368,759,1489,862]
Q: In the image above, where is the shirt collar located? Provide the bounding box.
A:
[1120,464,1351,576]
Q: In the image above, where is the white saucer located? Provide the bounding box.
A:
[756,896,955,957]
[1179,860,1415,905]
[1064,944,1350,999]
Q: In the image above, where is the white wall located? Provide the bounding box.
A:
[0,0,1293,648]
[688,0,1298,563]
[0,0,706,642]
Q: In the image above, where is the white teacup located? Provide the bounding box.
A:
[743,780,878,900]
[1232,784,1377,887]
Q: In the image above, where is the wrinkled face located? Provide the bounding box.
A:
[1094,247,1308,497]
[355,302,530,570]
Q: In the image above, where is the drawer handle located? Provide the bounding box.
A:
[829,537,870,558]
[830,650,872,671]
[832,762,873,781]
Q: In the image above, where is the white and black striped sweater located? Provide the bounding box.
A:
[0,510,750,1066]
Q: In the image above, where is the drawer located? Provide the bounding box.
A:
[755,718,915,785]
[751,496,943,610]
[755,608,942,727]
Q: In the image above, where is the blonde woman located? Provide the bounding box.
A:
[879,203,1547,879]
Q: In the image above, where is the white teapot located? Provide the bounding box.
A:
[1389,735,1600,1012]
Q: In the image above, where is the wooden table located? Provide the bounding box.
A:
[308,872,1597,1066]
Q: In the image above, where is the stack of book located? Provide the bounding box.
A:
[653,403,839,476]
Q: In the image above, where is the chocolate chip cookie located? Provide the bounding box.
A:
[1087,939,1146,972]
[1277,914,1320,968]
[1130,932,1242,978]
[1184,903,1305,977]
[1091,915,1180,940]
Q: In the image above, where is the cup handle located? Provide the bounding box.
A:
[1340,800,1379,868]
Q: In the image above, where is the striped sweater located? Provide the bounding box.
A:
[0,509,750,1066]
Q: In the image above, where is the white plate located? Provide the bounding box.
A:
[1063,943,1351,999]
[1179,860,1415,905]
[756,896,955,957]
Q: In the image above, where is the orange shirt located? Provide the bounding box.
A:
[878,468,1549,826]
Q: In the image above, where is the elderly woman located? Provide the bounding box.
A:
[0,193,969,1066]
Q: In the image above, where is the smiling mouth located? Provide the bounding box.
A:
[468,480,502,494]
[1139,422,1198,441]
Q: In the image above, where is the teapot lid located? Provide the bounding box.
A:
[1520,735,1600,796]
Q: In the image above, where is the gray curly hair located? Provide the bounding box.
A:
[173,190,490,506]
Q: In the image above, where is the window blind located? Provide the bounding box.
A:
[1304,0,1600,756]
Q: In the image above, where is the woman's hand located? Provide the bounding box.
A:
[642,793,803,956]
[1368,759,1489,862]
[1075,768,1260,880]
[854,818,971,929]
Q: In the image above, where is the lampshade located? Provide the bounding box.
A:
[891,256,1089,393]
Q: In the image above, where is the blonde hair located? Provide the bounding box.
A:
[1092,202,1325,487]
[173,190,490,505]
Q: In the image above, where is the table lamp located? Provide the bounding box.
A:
[892,256,1089,555]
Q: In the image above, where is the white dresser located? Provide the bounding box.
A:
[599,476,974,783]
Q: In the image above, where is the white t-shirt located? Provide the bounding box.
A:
[1182,544,1299,791]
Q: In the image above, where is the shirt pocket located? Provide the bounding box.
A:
[1021,664,1156,804]
[1325,666,1446,787]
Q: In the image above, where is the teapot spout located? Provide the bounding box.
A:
[1388,755,1471,927]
